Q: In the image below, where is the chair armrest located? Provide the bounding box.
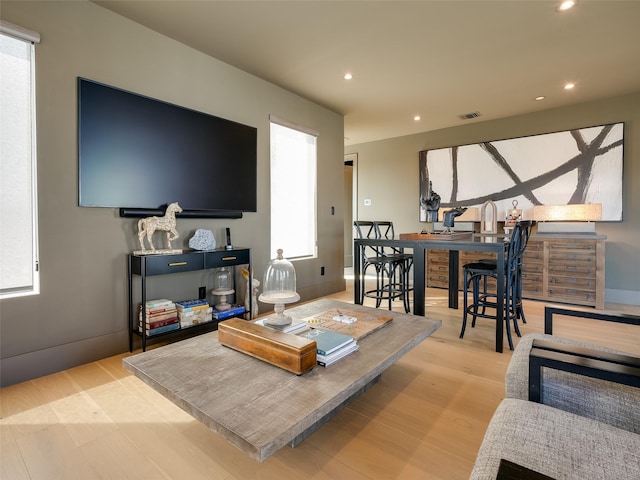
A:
[528,339,640,403]
[544,303,640,335]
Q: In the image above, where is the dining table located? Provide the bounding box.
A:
[354,233,509,353]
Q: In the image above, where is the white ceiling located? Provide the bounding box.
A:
[93,1,640,146]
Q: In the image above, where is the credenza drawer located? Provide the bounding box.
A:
[548,287,597,304]
[549,275,596,289]
[548,251,596,265]
[140,253,206,275]
[427,249,449,264]
[427,275,449,288]
[522,263,544,274]
[548,240,597,252]
[548,263,596,277]
[427,263,449,274]
[523,251,544,262]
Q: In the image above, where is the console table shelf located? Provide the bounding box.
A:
[128,248,251,351]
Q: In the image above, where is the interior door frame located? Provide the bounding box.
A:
[344,153,358,268]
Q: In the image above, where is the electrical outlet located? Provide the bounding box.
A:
[198,286,206,299]
[364,198,372,206]
[320,266,325,275]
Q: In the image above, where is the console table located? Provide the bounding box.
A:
[123,299,441,461]
[128,248,251,351]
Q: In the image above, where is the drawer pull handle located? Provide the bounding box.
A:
[222,256,237,261]
[168,262,188,267]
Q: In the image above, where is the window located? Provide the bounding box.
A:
[269,117,317,260]
[1,22,40,298]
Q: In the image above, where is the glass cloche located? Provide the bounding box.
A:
[259,249,300,325]
[211,266,234,311]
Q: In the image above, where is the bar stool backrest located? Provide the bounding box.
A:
[374,221,399,255]
[354,221,382,259]
[374,221,395,240]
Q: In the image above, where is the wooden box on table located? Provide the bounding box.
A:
[218,318,317,375]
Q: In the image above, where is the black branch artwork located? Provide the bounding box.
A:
[419,122,623,221]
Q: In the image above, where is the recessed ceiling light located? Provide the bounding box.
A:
[343,73,353,80]
[564,83,575,90]
[414,115,421,121]
[557,0,577,12]
[535,96,546,101]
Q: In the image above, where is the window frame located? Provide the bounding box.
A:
[269,116,318,261]
[0,22,40,299]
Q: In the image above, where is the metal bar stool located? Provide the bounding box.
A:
[474,221,534,324]
[353,221,411,312]
[375,221,413,313]
[460,221,532,350]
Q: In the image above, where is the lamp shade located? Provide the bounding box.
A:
[533,204,602,222]
[533,203,602,234]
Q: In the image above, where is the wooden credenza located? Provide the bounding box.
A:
[521,234,605,309]
[426,234,605,309]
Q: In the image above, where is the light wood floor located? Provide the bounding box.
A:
[2,286,638,480]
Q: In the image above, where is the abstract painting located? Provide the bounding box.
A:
[419,122,624,222]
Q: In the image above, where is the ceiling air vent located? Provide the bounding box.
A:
[458,111,482,120]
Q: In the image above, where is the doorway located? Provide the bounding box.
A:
[344,153,358,269]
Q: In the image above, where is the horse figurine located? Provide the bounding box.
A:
[137,202,183,252]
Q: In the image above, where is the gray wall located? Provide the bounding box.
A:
[346,92,640,306]
[0,1,345,387]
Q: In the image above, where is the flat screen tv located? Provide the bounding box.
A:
[78,77,257,218]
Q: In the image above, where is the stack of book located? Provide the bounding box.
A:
[139,299,179,336]
[298,328,359,367]
[212,304,246,321]
[175,299,213,328]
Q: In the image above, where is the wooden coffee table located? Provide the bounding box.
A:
[123,299,441,461]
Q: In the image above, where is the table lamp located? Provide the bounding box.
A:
[258,249,300,326]
[211,266,234,311]
[533,203,602,234]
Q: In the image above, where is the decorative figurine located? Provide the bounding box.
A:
[505,199,522,227]
[421,180,441,222]
[135,202,183,254]
[504,199,522,238]
[441,207,467,234]
[241,267,260,320]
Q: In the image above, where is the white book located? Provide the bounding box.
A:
[317,343,359,367]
